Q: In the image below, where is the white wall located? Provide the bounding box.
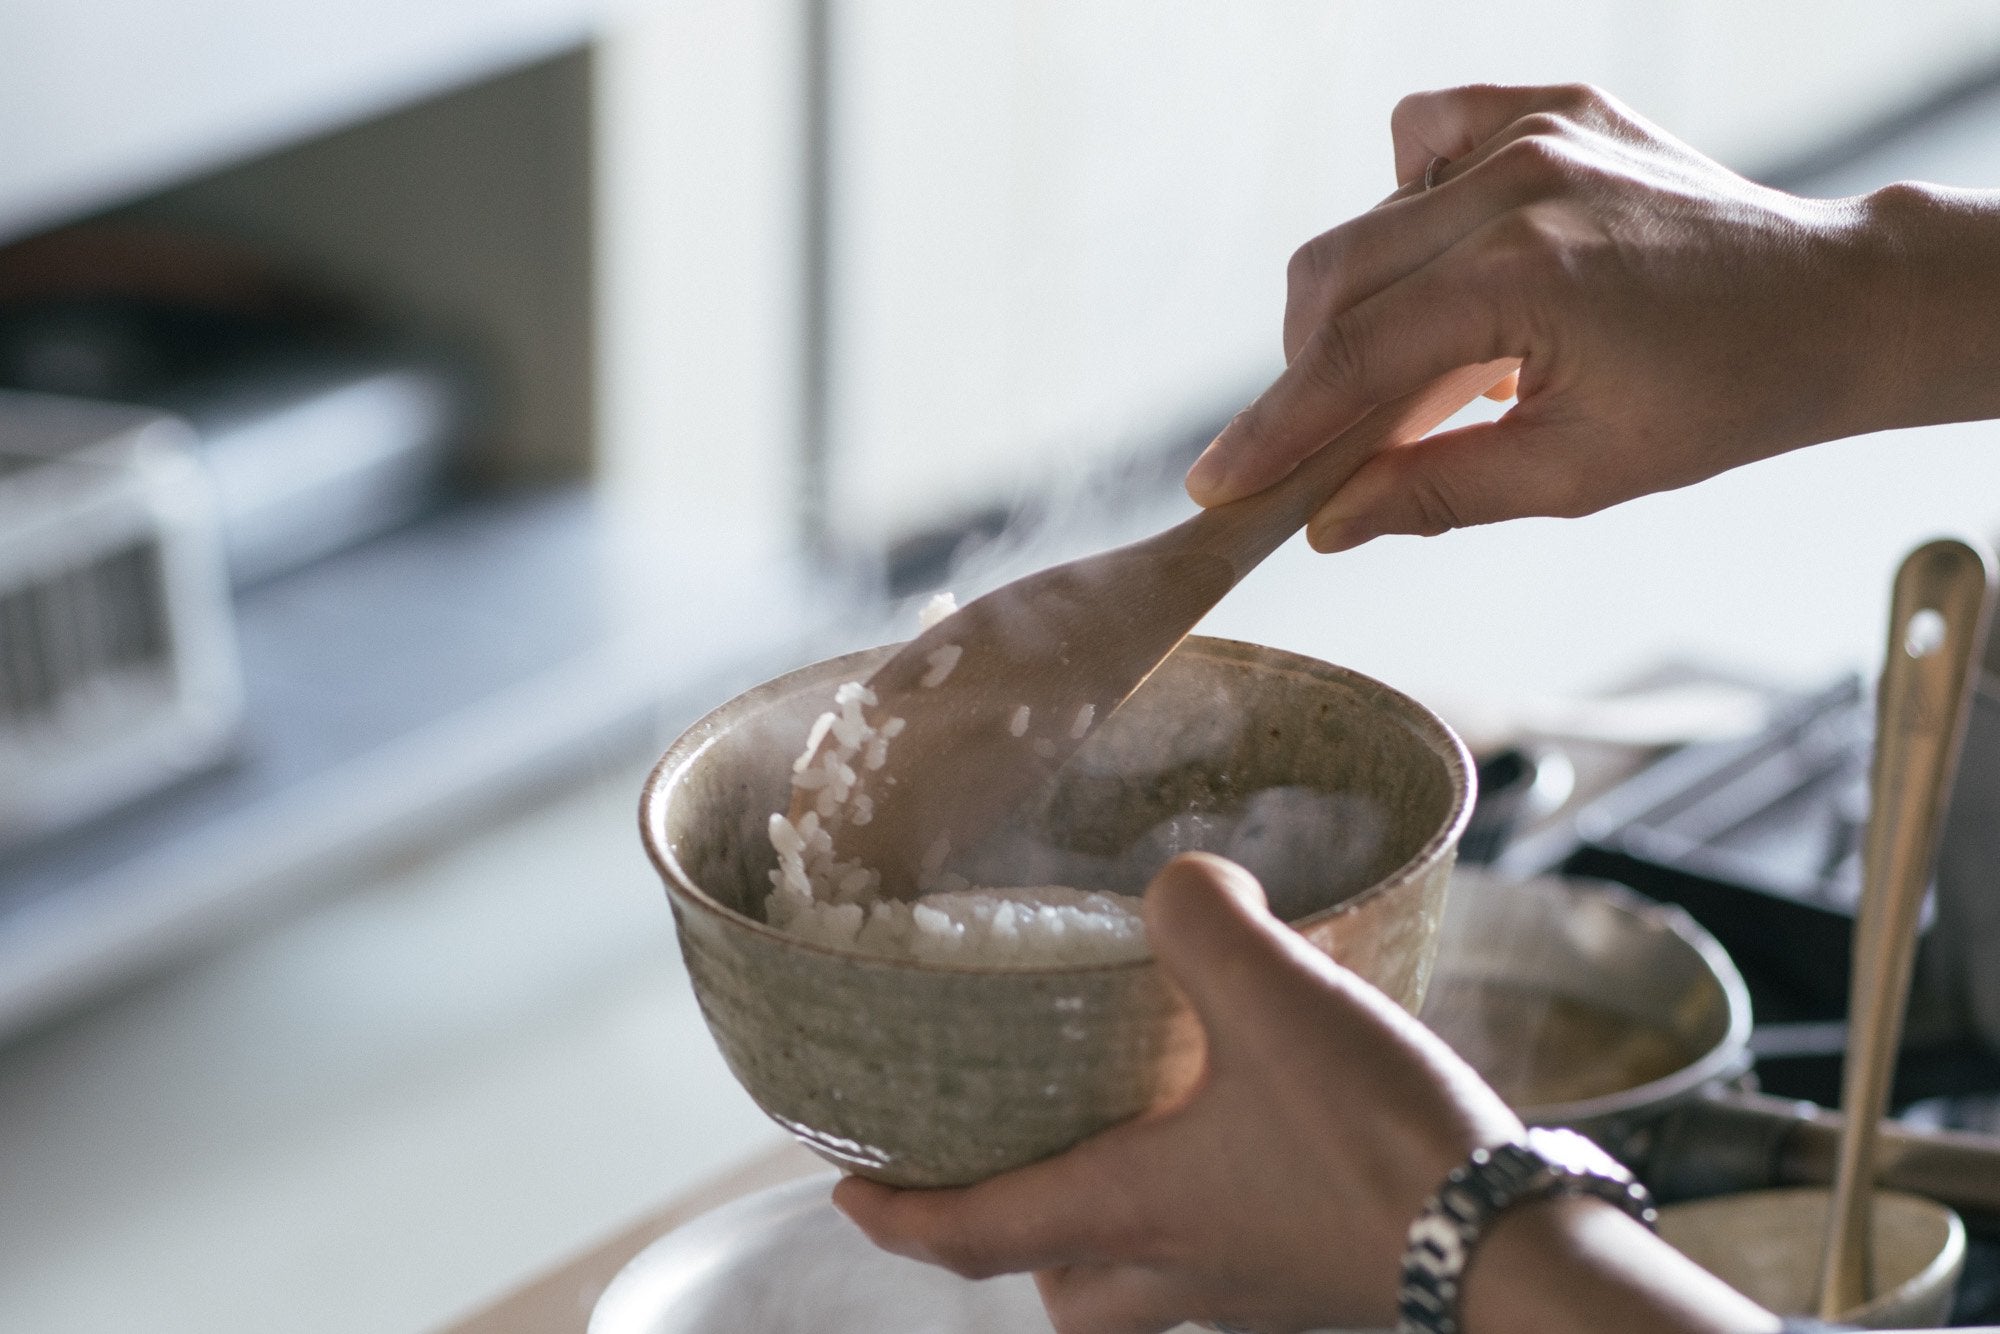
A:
[593,0,810,584]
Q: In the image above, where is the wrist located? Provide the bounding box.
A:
[1848,180,2000,435]
[1399,1128,1654,1334]
[1461,1197,1780,1334]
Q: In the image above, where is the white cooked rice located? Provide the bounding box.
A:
[768,882,1147,966]
[1070,703,1095,739]
[919,644,962,689]
[917,591,959,630]
[764,661,1147,966]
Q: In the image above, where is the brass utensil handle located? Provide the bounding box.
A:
[1817,537,1996,1318]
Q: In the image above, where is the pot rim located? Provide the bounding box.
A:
[1483,875,1756,1127]
[1657,1184,1966,1324]
[638,634,1475,977]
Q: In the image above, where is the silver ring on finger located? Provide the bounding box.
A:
[1422,153,1449,191]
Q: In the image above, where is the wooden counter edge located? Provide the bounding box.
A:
[435,1139,827,1334]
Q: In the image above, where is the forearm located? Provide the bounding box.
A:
[1860,182,2000,435]
[1461,1198,1780,1334]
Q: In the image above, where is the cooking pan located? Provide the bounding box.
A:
[1421,870,1753,1129]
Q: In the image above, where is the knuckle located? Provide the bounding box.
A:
[1504,137,1568,193]
[1406,467,1471,537]
[1221,402,1276,464]
[1552,81,1629,134]
[1286,233,1352,322]
[1302,315,1371,401]
[1389,88,1439,135]
[1420,82,1496,118]
[1511,110,1572,141]
[1391,84,1478,156]
[1551,81,1608,115]
[1494,128,1580,193]
[1286,235,1335,291]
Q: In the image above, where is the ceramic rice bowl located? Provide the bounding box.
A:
[640,636,1474,1187]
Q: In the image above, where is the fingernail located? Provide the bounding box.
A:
[1307,524,1363,553]
[1184,442,1232,504]
[1307,503,1367,553]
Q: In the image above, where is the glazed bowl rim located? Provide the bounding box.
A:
[639,634,1475,977]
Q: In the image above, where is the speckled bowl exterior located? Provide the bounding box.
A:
[639,636,1473,1187]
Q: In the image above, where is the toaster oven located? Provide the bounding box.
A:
[0,390,242,848]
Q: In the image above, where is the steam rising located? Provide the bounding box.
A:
[762,646,1391,965]
[949,787,1385,924]
[763,573,1400,962]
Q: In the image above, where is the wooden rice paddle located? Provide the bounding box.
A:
[1816,537,1995,1317]
[793,359,1516,899]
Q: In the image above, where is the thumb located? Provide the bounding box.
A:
[1304,415,1591,552]
[1141,854,1307,1047]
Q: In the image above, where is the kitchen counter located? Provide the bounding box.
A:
[0,761,790,1334]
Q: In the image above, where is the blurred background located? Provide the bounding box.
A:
[6,2,2000,1330]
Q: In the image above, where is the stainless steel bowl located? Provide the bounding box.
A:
[1420,871,1753,1128]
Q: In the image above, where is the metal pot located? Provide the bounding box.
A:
[1423,871,2000,1221]
[1420,870,1753,1131]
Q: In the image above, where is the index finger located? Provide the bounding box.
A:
[1188,226,1521,506]
[832,1127,1159,1281]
